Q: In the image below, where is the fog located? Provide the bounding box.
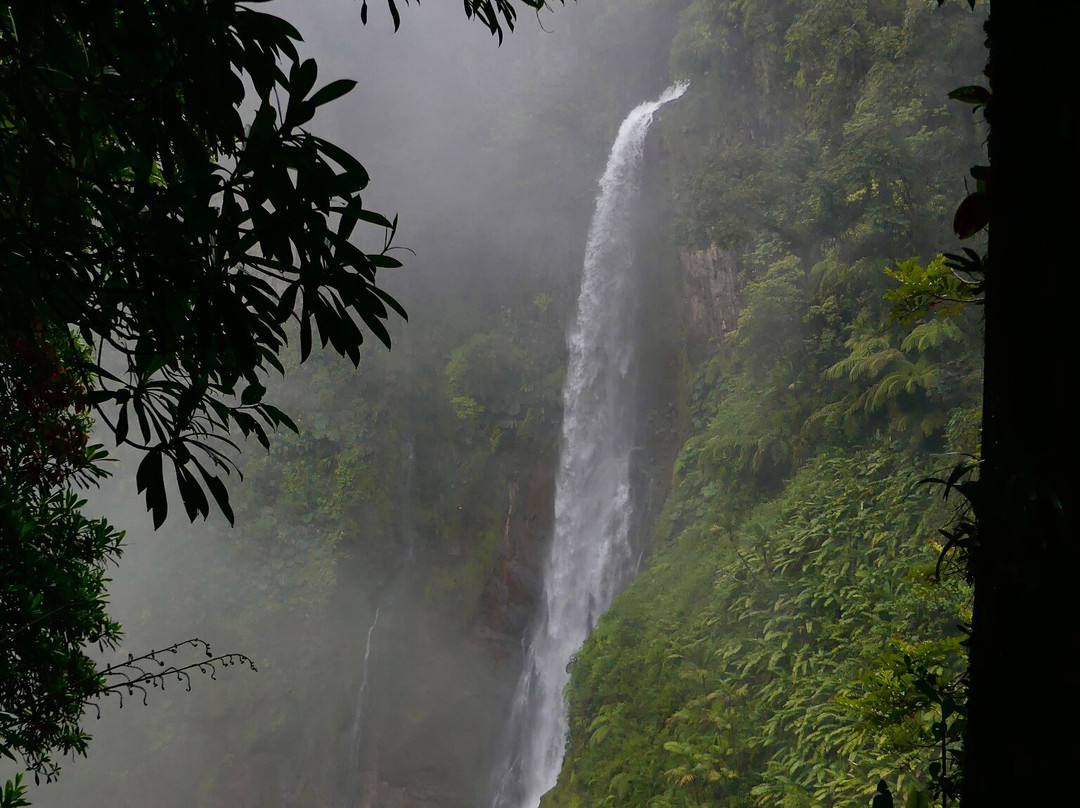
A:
[8,1,683,806]
[5,1,997,806]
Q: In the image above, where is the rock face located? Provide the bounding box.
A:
[680,244,741,355]
[341,451,559,808]
[477,452,557,656]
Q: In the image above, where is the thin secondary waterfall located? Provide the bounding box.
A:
[340,436,417,807]
[490,81,688,808]
[341,606,380,808]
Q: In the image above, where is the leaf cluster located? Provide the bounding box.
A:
[1,326,124,783]
[1,1,407,527]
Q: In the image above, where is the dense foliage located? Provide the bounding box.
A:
[543,1,986,806]
[551,443,969,808]
[1,326,123,781]
[1,0,1001,804]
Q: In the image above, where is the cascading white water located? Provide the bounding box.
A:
[490,81,688,808]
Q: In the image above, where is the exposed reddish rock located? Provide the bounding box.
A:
[475,450,556,655]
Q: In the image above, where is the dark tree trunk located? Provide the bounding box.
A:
[963,4,1080,805]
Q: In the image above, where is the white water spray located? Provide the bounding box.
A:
[490,81,688,808]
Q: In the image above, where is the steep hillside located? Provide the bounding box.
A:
[544,2,986,807]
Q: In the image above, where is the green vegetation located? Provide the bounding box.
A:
[0,0,565,802]
[10,0,1047,805]
[551,442,969,808]
[0,0,412,527]
[0,0,407,792]
[544,2,986,806]
[1,327,122,783]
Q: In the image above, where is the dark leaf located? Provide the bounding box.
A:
[203,464,236,527]
[115,404,130,445]
[309,79,357,108]
[136,450,167,529]
[83,389,119,407]
[262,404,299,432]
[231,410,258,436]
[948,85,990,107]
[241,383,266,406]
[275,282,301,322]
[314,137,371,188]
[953,191,989,239]
[175,464,209,522]
[285,100,316,129]
[300,306,313,360]
[371,285,408,320]
[336,203,394,230]
[369,253,403,269]
[358,308,392,349]
[289,58,319,100]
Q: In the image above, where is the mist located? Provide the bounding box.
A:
[4,1,992,807]
[8,1,684,806]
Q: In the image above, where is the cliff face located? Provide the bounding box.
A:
[344,439,559,808]
[477,452,556,653]
[680,243,741,355]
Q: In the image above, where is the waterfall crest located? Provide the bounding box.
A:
[490,81,688,808]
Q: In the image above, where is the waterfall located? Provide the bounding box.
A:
[341,606,380,808]
[490,81,688,808]
[403,436,417,561]
[340,436,418,806]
